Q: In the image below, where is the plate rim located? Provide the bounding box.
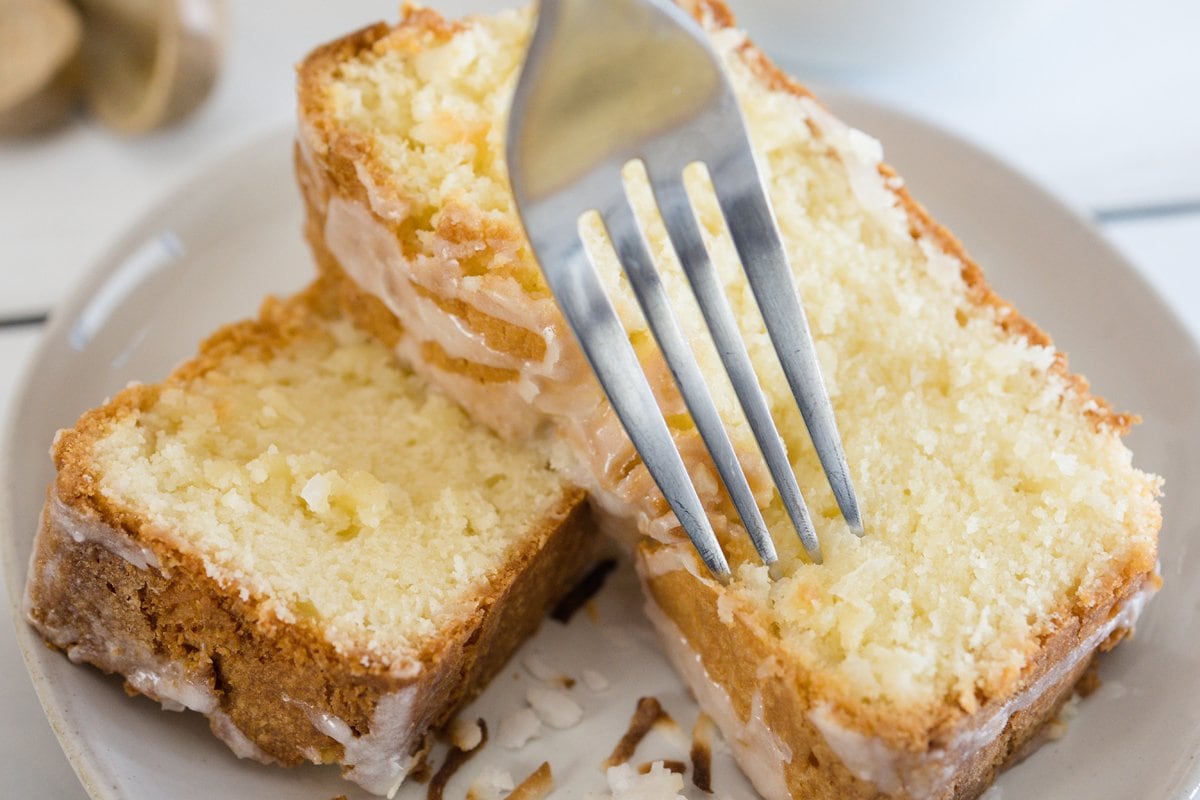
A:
[0,129,299,800]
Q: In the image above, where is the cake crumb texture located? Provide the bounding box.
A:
[56,282,576,664]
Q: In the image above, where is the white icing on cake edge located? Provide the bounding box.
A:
[286,686,422,798]
[636,563,792,800]
[807,578,1158,799]
[31,588,279,766]
[29,496,429,795]
[639,547,1157,799]
[48,492,160,571]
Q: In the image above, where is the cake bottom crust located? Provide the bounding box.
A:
[25,488,596,796]
[636,541,1154,800]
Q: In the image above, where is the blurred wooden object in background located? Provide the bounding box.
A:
[0,0,82,136]
[76,0,225,134]
[0,0,224,138]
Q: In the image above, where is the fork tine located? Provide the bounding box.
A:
[600,188,779,569]
[539,226,732,579]
[648,170,823,563]
[710,152,865,535]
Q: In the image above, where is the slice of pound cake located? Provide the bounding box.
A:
[295,3,1162,799]
[24,279,595,797]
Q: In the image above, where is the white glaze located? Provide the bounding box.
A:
[290,686,422,798]
[209,710,278,763]
[32,580,290,763]
[30,498,426,795]
[639,537,1158,799]
[27,503,281,766]
[636,574,792,800]
[807,580,1159,799]
[323,197,589,424]
[49,492,160,571]
[124,660,216,714]
[799,97,911,243]
[637,542,703,581]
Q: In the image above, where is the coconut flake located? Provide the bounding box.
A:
[510,761,554,800]
[468,766,515,800]
[583,668,610,692]
[496,708,542,749]
[584,761,686,800]
[449,717,484,751]
[299,472,332,513]
[523,652,557,681]
[526,686,583,729]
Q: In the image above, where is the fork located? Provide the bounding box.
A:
[506,0,863,580]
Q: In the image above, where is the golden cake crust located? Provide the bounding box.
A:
[26,279,597,787]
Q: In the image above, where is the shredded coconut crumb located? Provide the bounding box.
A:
[526,685,583,729]
[467,766,514,800]
[716,591,736,625]
[299,472,332,513]
[496,707,541,749]
[511,762,554,800]
[584,762,686,800]
[1052,451,1079,476]
[582,668,610,692]
[523,652,556,681]
[449,716,484,751]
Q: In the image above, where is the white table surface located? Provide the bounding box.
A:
[2,0,1197,795]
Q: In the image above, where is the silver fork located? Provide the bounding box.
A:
[507,0,863,580]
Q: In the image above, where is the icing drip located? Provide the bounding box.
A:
[30,543,282,768]
[123,660,216,714]
[799,98,910,241]
[289,686,422,798]
[807,580,1158,798]
[48,492,160,571]
[636,564,792,800]
[639,545,1157,799]
[29,500,425,790]
[209,710,278,764]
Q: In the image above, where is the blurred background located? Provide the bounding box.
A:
[1,0,1197,796]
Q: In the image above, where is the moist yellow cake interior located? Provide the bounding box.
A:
[89,309,570,661]
[319,7,1160,712]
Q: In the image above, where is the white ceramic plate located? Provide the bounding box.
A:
[4,93,1200,799]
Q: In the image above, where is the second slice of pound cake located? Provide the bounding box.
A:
[24,278,595,797]
[295,2,1163,799]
